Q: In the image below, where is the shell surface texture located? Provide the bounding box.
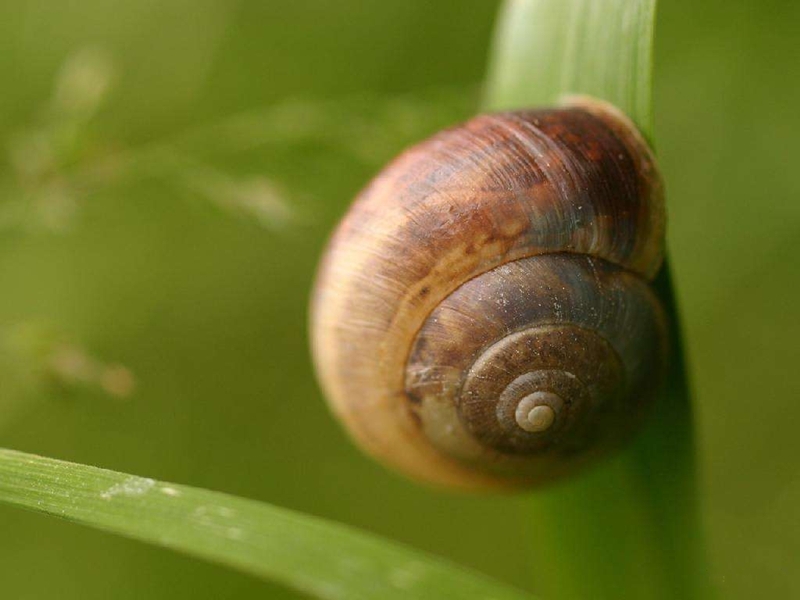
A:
[311,98,667,491]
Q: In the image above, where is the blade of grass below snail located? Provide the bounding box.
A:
[485,1,711,598]
[0,448,535,600]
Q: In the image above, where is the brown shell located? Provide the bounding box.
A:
[405,254,666,486]
[310,98,665,490]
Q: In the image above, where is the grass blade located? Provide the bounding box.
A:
[484,1,711,598]
[485,0,656,138]
[0,448,534,600]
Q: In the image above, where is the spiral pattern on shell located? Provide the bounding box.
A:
[311,98,667,490]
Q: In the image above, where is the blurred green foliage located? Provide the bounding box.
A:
[0,0,798,599]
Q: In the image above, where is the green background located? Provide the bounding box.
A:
[0,0,797,598]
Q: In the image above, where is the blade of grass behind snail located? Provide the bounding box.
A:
[485,1,712,598]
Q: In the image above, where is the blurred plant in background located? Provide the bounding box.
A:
[0,0,798,599]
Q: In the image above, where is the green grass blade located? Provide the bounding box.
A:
[485,0,656,139]
[0,448,534,600]
[484,1,711,599]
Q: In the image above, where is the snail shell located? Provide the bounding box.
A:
[311,98,667,490]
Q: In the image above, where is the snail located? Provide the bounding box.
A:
[310,97,667,490]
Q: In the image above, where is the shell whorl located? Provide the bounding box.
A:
[311,99,665,489]
[405,253,665,484]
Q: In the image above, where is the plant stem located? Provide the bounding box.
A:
[484,1,712,597]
